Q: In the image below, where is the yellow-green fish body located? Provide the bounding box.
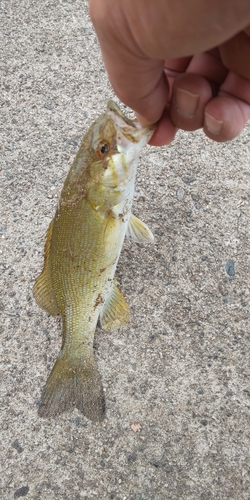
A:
[34,101,154,421]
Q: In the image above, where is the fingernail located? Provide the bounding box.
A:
[205,112,223,135]
[175,88,199,118]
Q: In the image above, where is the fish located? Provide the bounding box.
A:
[33,100,155,421]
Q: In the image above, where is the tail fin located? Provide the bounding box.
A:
[38,353,105,422]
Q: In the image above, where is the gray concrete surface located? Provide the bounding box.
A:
[1,1,250,499]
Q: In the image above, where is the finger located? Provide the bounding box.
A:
[90,0,169,125]
[166,51,228,105]
[219,30,250,79]
[204,72,250,141]
[164,57,192,102]
[102,46,169,127]
[186,50,228,83]
[148,107,177,146]
[170,73,213,131]
[164,57,192,75]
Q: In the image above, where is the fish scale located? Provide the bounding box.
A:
[33,100,155,421]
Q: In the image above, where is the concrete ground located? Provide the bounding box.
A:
[1,1,250,499]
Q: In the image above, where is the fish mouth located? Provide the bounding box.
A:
[107,100,136,128]
[107,100,155,143]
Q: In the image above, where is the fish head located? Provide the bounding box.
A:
[85,101,155,209]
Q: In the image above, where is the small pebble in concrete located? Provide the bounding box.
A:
[182,176,196,184]
[225,260,235,277]
[127,452,137,462]
[14,486,29,498]
[200,419,208,426]
[131,423,142,433]
[44,99,52,109]
[12,439,23,454]
[177,187,185,201]
[191,194,200,201]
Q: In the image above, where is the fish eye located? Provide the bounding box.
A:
[96,140,110,158]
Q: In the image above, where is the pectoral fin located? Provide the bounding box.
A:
[126,214,154,243]
[100,283,130,331]
[33,219,59,316]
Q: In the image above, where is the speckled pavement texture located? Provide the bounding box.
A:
[1,1,250,499]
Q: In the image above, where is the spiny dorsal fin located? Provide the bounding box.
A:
[126,214,154,243]
[100,283,130,331]
[33,219,59,316]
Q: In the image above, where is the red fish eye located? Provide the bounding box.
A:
[96,141,110,158]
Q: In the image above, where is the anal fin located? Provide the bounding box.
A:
[33,219,59,316]
[100,283,130,331]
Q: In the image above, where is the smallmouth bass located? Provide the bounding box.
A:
[34,101,154,421]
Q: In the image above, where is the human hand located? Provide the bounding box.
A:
[89,0,250,145]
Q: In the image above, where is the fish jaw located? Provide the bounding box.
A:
[106,100,155,158]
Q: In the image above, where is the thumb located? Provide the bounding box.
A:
[89,0,169,125]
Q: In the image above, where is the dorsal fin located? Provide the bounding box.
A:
[33,219,59,316]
